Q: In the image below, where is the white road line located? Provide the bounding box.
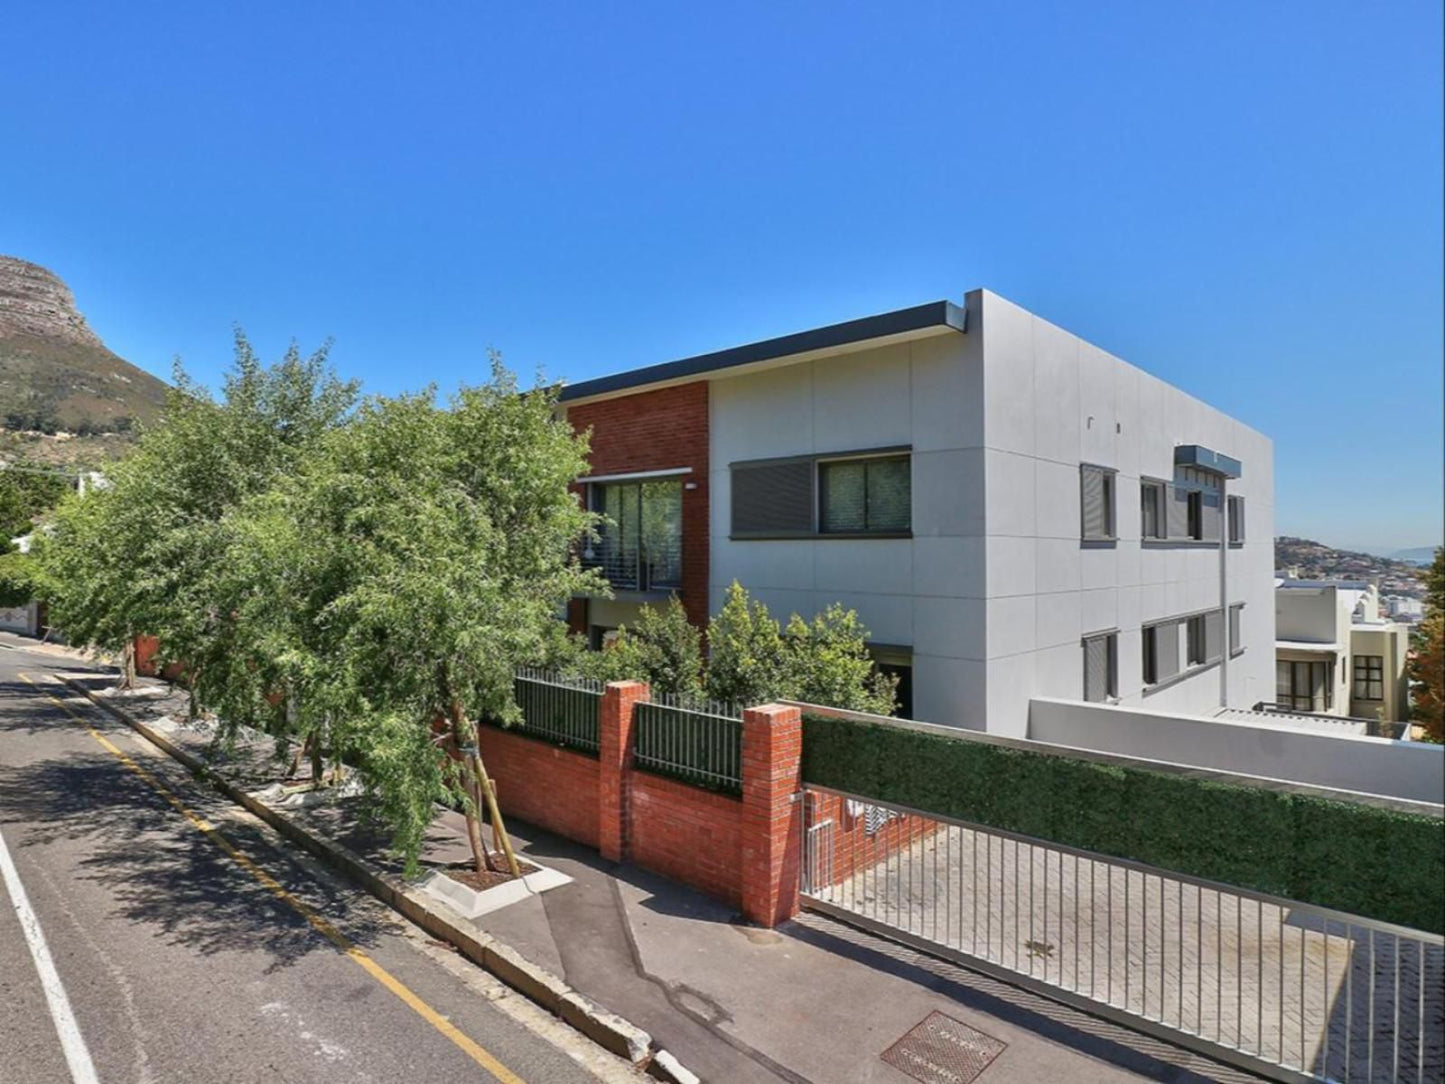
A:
[0,821,100,1084]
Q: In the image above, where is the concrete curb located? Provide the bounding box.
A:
[59,676,699,1080]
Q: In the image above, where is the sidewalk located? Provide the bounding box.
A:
[48,661,1263,1084]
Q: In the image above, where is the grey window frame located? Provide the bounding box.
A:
[1080,464,1117,542]
[1228,602,1245,657]
[1352,654,1385,701]
[1142,619,1181,686]
[1083,630,1118,702]
[730,446,912,540]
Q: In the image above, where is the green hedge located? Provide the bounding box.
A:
[802,715,1445,934]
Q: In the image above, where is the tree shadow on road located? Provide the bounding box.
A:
[0,743,389,975]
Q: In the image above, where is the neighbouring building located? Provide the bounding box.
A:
[560,289,1276,737]
[1274,578,1412,724]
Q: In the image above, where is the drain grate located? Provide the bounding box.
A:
[880,1011,1007,1084]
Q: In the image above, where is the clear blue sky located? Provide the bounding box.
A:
[3,2,1440,553]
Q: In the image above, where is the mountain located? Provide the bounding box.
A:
[1274,536,1427,598]
[0,256,169,451]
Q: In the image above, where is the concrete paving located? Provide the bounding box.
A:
[0,640,636,1084]
[805,818,1445,1080]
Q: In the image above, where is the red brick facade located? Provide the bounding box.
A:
[630,772,743,906]
[565,383,710,629]
[478,725,601,849]
[476,681,803,926]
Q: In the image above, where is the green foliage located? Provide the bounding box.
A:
[597,598,704,698]
[239,359,605,868]
[0,462,68,542]
[0,551,39,607]
[703,582,787,705]
[1409,547,1445,743]
[37,330,358,698]
[802,715,1445,932]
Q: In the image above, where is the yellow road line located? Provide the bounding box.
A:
[19,673,527,1084]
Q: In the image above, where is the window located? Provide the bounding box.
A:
[1143,620,1180,685]
[1229,603,1244,655]
[731,458,815,536]
[819,455,910,534]
[1083,632,1117,702]
[1277,659,1334,713]
[586,479,683,590]
[1227,495,1245,544]
[1353,655,1384,701]
[1140,480,1166,540]
[731,449,910,538]
[1080,464,1116,541]
[1186,490,1204,540]
[1186,614,1207,665]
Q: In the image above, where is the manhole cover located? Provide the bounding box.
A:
[880,1011,1007,1084]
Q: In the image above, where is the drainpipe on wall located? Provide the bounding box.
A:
[1219,475,1229,710]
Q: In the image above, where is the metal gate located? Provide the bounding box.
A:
[800,784,1444,1083]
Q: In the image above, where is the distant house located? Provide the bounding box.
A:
[1274,578,1411,725]
[559,290,1276,737]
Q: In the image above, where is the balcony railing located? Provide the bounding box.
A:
[580,530,682,593]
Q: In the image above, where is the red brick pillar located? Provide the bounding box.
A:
[599,680,649,862]
[740,702,803,927]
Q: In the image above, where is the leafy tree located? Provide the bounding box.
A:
[37,331,357,693]
[701,581,896,713]
[1408,547,1444,743]
[704,581,788,706]
[0,462,69,543]
[569,597,704,698]
[248,362,604,876]
[0,551,39,608]
[781,603,897,715]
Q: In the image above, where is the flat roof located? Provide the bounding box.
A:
[558,300,967,403]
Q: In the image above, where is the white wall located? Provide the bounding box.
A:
[978,291,1276,735]
[706,289,1276,739]
[0,602,38,635]
[1030,697,1444,805]
[708,328,987,727]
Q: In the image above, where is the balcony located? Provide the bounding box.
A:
[581,476,684,596]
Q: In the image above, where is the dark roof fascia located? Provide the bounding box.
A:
[558,299,967,403]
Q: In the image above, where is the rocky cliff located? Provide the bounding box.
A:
[0,255,169,437]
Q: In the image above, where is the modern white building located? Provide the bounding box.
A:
[561,289,1276,737]
[1274,578,1412,725]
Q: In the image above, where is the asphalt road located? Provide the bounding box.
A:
[0,642,633,1084]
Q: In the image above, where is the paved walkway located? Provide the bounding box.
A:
[30,651,1283,1084]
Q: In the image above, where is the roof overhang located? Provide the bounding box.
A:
[1174,444,1242,479]
[559,300,967,406]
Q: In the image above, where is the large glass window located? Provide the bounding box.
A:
[1352,655,1384,701]
[587,479,682,590]
[1276,659,1333,713]
[819,456,910,534]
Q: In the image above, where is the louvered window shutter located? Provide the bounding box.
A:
[1080,466,1110,539]
[1084,636,1110,702]
[731,460,814,535]
[1204,610,1223,661]
[1155,622,1180,680]
[1167,484,1189,539]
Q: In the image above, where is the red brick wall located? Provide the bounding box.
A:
[478,725,601,849]
[805,791,935,889]
[630,771,743,906]
[566,383,710,628]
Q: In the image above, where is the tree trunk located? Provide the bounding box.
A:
[448,701,521,878]
[119,638,136,691]
[285,734,310,780]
